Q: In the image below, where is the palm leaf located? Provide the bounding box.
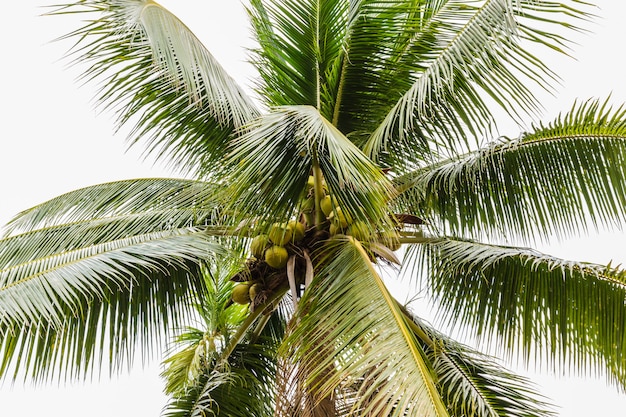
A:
[163,291,290,417]
[411,237,626,388]
[163,341,278,417]
[395,98,626,242]
[223,106,396,231]
[247,0,351,120]
[404,312,556,417]
[50,0,258,175]
[278,236,449,417]
[2,178,224,236]
[364,0,590,163]
[0,179,234,381]
[161,262,249,396]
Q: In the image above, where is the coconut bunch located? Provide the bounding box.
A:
[229,175,403,310]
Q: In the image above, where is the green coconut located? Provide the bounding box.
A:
[348,221,370,241]
[288,220,305,242]
[268,223,293,246]
[250,234,270,259]
[249,283,263,301]
[265,245,289,269]
[232,283,251,304]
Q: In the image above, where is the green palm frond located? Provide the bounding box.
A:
[50,0,258,174]
[163,341,278,417]
[161,261,248,396]
[395,98,626,242]
[224,106,396,231]
[364,0,590,163]
[405,312,556,417]
[248,0,351,118]
[163,283,289,417]
[411,237,626,388]
[0,229,222,381]
[279,237,449,417]
[336,0,451,143]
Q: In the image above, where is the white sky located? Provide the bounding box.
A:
[1,1,626,415]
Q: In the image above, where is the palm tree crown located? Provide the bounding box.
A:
[1,1,626,416]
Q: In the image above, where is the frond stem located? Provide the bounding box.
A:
[219,287,288,362]
[311,152,326,229]
[331,52,348,127]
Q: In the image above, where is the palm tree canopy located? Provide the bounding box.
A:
[2,0,626,416]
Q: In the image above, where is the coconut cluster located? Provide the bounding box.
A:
[230,175,401,310]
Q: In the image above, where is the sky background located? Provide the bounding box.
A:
[1,1,626,415]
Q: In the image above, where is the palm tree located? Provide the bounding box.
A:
[2,0,626,415]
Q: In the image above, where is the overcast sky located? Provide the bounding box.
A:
[1,1,626,416]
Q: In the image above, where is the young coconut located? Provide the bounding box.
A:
[320,195,336,217]
[232,283,252,305]
[348,221,371,241]
[265,245,289,269]
[329,206,352,229]
[250,234,270,259]
[249,283,263,301]
[288,220,305,243]
[268,223,293,246]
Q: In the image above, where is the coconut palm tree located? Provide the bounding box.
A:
[2,0,626,415]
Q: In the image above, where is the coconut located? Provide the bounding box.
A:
[232,283,251,304]
[320,195,334,217]
[348,221,370,241]
[249,283,263,301]
[288,220,305,242]
[268,223,293,246]
[250,234,270,259]
[329,206,352,228]
[265,245,289,269]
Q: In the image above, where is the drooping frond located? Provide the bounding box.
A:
[411,237,626,389]
[50,0,258,174]
[3,178,223,236]
[405,312,556,417]
[395,98,626,242]
[364,0,591,164]
[278,237,449,417]
[163,341,278,417]
[0,179,232,381]
[224,106,396,231]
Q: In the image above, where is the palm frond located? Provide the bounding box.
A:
[405,312,556,417]
[0,179,234,381]
[0,228,222,381]
[247,0,351,119]
[395,98,626,242]
[224,106,396,231]
[334,0,449,140]
[163,282,289,417]
[2,178,222,236]
[278,236,449,417]
[364,0,591,163]
[161,262,249,396]
[411,237,626,389]
[50,0,258,174]
[163,341,278,417]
